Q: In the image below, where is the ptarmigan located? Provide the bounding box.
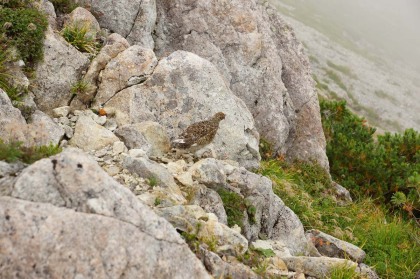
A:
[172,112,226,152]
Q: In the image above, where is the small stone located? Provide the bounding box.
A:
[59,117,70,126]
[104,118,118,131]
[70,115,79,122]
[95,115,107,125]
[105,165,121,176]
[113,141,127,155]
[52,106,71,117]
[95,148,108,158]
[128,149,147,158]
[62,124,74,139]
[251,240,274,251]
[60,140,68,148]
[16,60,25,67]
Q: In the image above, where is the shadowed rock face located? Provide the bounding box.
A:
[153,0,329,170]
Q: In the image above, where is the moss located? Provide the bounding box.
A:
[217,188,246,228]
[0,7,48,66]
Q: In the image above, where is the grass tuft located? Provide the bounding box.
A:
[61,22,99,54]
[0,139,62,164]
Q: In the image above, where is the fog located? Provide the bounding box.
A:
[269,0,420,131]
[271,0,420,73]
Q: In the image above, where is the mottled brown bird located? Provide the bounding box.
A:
[172,112,226,151]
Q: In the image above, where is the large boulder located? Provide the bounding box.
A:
[153,0,329,170]
[0,197,211,279]
[32,29,90,114]
[80,0,156,48]
[105,51,260,169]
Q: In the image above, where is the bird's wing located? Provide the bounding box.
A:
[179,120,214,142]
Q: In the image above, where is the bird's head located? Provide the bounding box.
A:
[214,112,226,122]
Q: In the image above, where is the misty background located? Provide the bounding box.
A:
[269,0,420,132]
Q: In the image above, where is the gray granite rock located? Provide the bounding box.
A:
[69,114,119,151]
[306,229,366,263]
[0,196,211,279]
[32,29,90,114]
[154,0,329,170]
[105,51,260,169]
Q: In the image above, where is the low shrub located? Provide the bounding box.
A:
[0,7,48,65]
[320,99,420,217]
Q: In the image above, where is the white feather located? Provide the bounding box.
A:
[172,139,185,144]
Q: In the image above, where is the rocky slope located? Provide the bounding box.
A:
[0,0,379,278]
[269,0,420,133]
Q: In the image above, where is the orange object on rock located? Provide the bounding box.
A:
[98,108,107,116]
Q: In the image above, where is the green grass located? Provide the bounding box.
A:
[70,79,90,96]
[0,46,12,92]
[61,22,99,54]
[0,139,62,164]
[259,159,420,279]
[329,264,361,279]
[147,176,158,187]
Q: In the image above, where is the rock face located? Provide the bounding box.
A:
[32,29,90,114]
[80,0,156,48]
[0,197,210,279]
[105,51,260,169]
[77,33,130,105]
[94,45,158,106]
[28,110,65,145]
[1,148,211,278]
[0,89,26,142]
[153,0,329,170]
